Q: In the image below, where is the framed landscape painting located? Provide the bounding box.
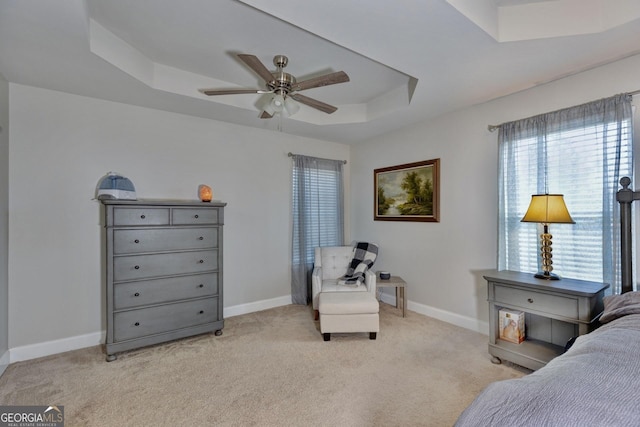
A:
[374,158,440,222]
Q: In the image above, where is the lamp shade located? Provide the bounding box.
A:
[521,194,575,224]
[284,96,300,116]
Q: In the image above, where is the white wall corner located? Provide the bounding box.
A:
[0,349,9,377]
[446,0,499,41]
[89,19,154,85]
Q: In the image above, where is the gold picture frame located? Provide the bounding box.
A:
[374,158,440,222]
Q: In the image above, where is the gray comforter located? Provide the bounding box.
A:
[455,312,640,427]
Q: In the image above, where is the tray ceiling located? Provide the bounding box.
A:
[1,0,639,143]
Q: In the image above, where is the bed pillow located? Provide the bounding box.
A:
[600,291,640,323]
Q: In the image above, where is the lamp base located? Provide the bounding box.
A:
[534,272,560,280]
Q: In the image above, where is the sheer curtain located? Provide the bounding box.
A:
[291,155,344,304]
[498,94,633,293]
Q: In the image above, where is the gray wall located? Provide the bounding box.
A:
[7,84,350,360]
[0,73,8,375]
[6,51,640,363]
[350,52,640,333]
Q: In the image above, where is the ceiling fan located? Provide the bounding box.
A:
[199,54,350,119]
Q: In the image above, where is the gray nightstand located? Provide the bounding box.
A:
[484,270,608,371]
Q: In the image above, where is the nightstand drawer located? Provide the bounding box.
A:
[494,284,578,319]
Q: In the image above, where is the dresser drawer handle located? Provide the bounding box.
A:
[194,214,199,219]
[134,239,140,244]
[198,284,204,288]
[198,236,204,240]
[134,292,140,297]
[199,310,204,314]
[199,260,204,264]
[134,322,140,326]
[140,214,146,219]
[527,298,534,303]
[134,265,140,270]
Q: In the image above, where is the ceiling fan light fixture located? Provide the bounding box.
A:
[262,103,275,116]
[260,92,299,118]
[284,97,300,116]
[259,94,276,116]
[271,94,285,113]
[198,54,349,119]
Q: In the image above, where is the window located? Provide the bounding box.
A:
[498,94,633,293]
[291,155,344,304]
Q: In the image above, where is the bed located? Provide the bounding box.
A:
[455,177,640,426]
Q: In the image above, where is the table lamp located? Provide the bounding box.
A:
[521,194,575,280]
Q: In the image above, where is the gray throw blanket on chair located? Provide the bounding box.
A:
[338,242,378,286]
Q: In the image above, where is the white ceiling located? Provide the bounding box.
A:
[1,0,640,144]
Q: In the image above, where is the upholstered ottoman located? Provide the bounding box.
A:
[318,291,379,341]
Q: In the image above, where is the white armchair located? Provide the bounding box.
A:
[311,245,377,318]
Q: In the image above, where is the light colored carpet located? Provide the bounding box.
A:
[0,303,527,426]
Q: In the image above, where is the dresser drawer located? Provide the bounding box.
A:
[113,227,218,254]
[173,208,219,225]
[113,250,218,281]
[114,273,218,309]
[113,298,218,341]
[494,284,578,319]
[112,207,170,226]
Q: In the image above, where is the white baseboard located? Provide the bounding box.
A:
[379,293,489,335]
[8,294,487,364]
[8,296,293,363]
[224,295,291,318]
[10,331,104,363]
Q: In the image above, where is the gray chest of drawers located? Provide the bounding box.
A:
[102,199,226,361]
[484,270,608,371]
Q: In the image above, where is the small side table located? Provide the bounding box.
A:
[376,274,407,317]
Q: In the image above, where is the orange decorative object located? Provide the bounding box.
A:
[198,185,212,202]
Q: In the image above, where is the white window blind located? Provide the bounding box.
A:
[499,94,633,291]
[292,158,344,264]
[291,155,344,304]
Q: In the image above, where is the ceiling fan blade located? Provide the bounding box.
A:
[238,54,275,83]
[289,93,338,114]
[199,88,271,96]
[260,111,273,119]
[292,71,349,92]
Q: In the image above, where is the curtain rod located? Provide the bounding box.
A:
[288,152,347,164]
[487,89,640,132]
